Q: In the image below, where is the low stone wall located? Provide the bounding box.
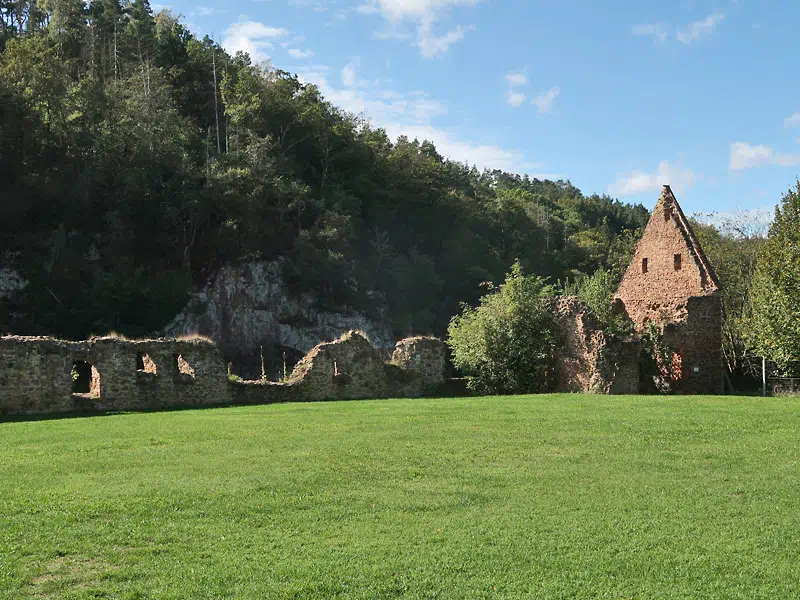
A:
[230,332,447,404]
[552,297,640,394]
[0,331,448,416]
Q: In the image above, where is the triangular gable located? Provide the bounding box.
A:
[616,186,719,319]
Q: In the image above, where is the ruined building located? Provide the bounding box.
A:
[615,185,723,394]
[552,297,640,395]
[0,332,447,416]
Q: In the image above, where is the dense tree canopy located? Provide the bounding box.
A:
[691,215,765,376]
[0,1,651,341]
[741,182,800,374]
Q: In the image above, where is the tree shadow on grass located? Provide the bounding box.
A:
[0,400,238,423]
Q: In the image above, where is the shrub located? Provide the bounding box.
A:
[560,268,632,336]
[446,261,558,395]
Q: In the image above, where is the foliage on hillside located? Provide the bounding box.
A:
[1,1,648,341]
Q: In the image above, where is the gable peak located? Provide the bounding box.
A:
[644,185,720,293]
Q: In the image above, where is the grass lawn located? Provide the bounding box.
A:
[2,394,800,599]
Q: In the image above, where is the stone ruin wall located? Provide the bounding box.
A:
[661,295,723,395]
[229,332,446,405]
[552,297,639,395]
[0,336,230,415]
[0,332,447,416]
[615,186,723,395]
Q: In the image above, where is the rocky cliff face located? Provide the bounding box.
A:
[0,268,27,300]
[161,261,394,376]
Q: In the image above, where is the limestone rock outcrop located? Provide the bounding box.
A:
[161,261,395,364]
[0,268,27,301]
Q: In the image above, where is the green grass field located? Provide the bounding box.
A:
[2,395,800,599]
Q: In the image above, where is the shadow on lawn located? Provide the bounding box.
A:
[0,400,239,423]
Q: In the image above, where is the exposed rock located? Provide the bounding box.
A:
[0,268,27,300]
[161,261,395,370]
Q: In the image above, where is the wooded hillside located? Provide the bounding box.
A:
[0,0,649,340]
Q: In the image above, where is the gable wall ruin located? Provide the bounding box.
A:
[616,185,723,394]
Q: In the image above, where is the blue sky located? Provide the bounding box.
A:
[157,0,799,219]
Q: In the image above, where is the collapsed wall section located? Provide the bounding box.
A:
[552,297,639,394]
[230,332,448,404]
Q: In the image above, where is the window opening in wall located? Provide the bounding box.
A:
[72,360,100,398]
[664,206,673,221]
[136,352,158,374]
[674,253,682,271]
[642,258,648,274]
[174,354,196,378]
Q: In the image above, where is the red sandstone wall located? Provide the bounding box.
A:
[662,296,723,395]
[552,297,639,394]
[616,186,723,395]
[616,190,718,328]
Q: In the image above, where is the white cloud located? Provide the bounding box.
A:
[359,0,482,21]
[729,141,800,171]
[608,160,698,197]
[357,0,480,57]
[372,27,413,40]
[341,61,358,86]
[785,112,800,128]
[532,87,560,114]
[729,142,773,171]
[290,0,331,9]
[340,59,372,87]
[507,91,526,107]
[298,67,538,172]
[633,13,725,45]
[387,123,541,171]
[301,68,446,123]
[503,73,557,113]
[288,48,315,59]
[632,23,668,43]
[222,21,289,62]
[414,21,474,58]
[196,6,214,16]
[676,12,725,43]
[355,3,381,15]
[506,72,528,87]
